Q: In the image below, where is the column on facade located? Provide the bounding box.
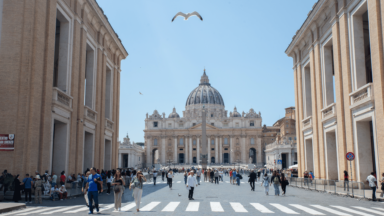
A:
[161,137,166,164]
[219,137,222,163]
[146,138,151,167]
[197,137,200,164]
[215,136,218,164]
[118,153,122,168]
[174,136,177,163]
[128,152,132,168]
[185,136,188,164]
[257,136,262,166]
[289,151,292,167]
[189,137,192,164]
[241,135,246,163]
[230,136,233,164]
[207,137,211,164]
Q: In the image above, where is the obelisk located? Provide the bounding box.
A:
[201,106,207,169]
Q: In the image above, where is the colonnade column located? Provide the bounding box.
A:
[241,135,246,163]
[146,137,151,167]
[189,137,192,164]
[174,136,177,163]
[185,137,188,164]
[197,137,200,164]
[288,152,292,167]
[118,154,122,168]
[128,152,132,168]
[161,136,166,164]
[215,136,218,164]
[208,137,211,164]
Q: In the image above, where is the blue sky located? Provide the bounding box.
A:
[97,0,317,143]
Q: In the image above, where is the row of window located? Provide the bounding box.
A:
[153,121,256,128]
[152,138,257,146]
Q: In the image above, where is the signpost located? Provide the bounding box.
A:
[346,152,355,196]
[277,160,282,165]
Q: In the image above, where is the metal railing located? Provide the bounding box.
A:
[287,177,373,198]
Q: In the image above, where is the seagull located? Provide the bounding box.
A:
[172,11,203,22]
[139,92,143,95]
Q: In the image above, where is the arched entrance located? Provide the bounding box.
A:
[152,148,159,165]
[179,153,184,163]
[249,148,256,163]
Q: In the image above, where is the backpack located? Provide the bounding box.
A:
[273,177,279,184]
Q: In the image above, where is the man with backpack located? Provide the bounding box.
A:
[270,171,281,196]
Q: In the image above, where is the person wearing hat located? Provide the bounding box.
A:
[34,175,43,204]
[186,171,197,200]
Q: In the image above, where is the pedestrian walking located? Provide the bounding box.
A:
[219,169,224,181]
[85,167,103,214]
[186,171,197,200]
[34,175,42,204]
[262,173,270,195]
[248,170,256,191]
[303,171,309,186]
[257,170,261,182]
[236,170,242,186]
[214,170,219,184]
[271,171,281,196]
[161,170,165,181]
[20,174,33,204]
[366,171,378,201]
[153,170,157,185]
[380,172,384,198]
[168,170,174,189]
[210,169,214,183]
[82,171,93,207]
[184,171,188,185]
[130,171,146,212]
[112,169,125,212]
[232,169,237,185]
[343,170,349,191]
[204,169,208,182]
[281,173,288,195]
[196,168,201,185]
[13,175,22,202]
[106,172,113,195]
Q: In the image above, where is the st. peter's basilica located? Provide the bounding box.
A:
[143,70,282,167]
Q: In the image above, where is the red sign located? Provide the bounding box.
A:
[346,152,355,161]
[0,134,15,151]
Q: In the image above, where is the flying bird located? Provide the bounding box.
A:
[172,11,203,22]
[139,92,143,95]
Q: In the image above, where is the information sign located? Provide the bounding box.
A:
[0,134,15,151]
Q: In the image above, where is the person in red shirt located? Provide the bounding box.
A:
[229,170,233,184]
[343,170,349,191]
[60,171,66,186]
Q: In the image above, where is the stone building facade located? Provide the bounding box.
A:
[265,107,298,170]
[143,71,273,168]
[118,134,145,169]
[286,0,383,181]
[0,0,128,176]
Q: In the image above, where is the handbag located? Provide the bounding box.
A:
[114,186,120,193]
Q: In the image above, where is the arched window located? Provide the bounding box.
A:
[193,140,196,145]
[250,121,254,126]
[224,138,228,145]
[251,138,254,145]
[154,139,158,146]
[179,138,184,145]
[211,139,214,145]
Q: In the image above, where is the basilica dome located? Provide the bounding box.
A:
[185,70,225,107]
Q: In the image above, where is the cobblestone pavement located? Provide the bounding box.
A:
[2,174,383,215]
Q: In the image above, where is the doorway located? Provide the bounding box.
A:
[249,148,256,163]
[224,153,229,163]
[104,139,112,170]
[51,120,68,175]
[179,153,184,163]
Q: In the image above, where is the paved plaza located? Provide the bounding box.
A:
[1,174,383,216]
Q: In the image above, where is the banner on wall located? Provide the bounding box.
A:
[0,134,15,151]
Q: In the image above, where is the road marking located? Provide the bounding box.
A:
[161,202,180,212]
[17,207,59,215]
[270,204,299,214]
[230,202,248,212]
[373,207,384,211]
[64,206,89,213]
[241,181,245,183]
[99,204,115,212]
[41,206,81,214]
[250,203,274,213]
[226,181,230,183]
[331,206,374,216]
[186,202,200,211]
[210,202,224,212]
[311,205,351,216]
[352,207,384,215]
[289,204,324,215]
[121,202,136,212]
[1,207,42,216]
[140,201,161,211]
[176,181,181,183]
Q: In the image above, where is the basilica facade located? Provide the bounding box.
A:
[144,71,268,167]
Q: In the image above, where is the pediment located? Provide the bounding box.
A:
[190,123,217,130]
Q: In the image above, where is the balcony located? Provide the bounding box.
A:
[105,118,114,131]
[301,116,312,131]
[52,87,73,110]
[321,103,337,122]
[350,83,374,110]
[84,106,97,122]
